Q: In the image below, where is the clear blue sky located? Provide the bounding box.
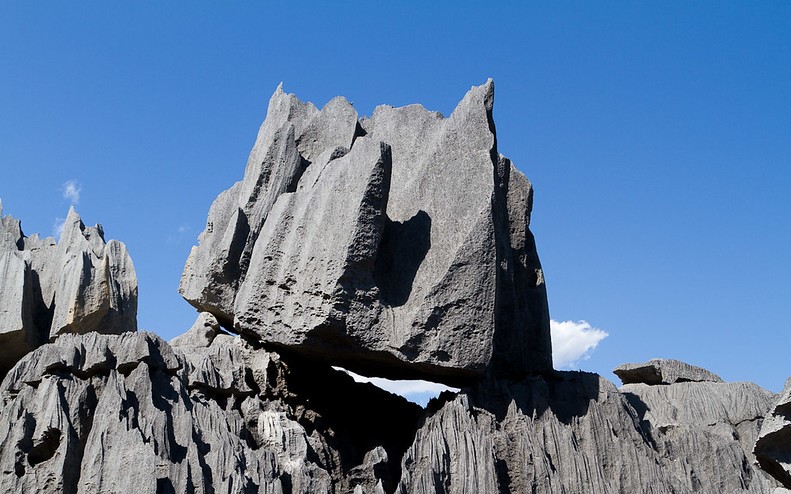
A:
[1,2,789,391]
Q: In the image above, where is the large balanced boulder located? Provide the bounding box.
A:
[0,203,137,377]
[180,81,551,386]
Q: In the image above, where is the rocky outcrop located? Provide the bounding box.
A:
[615,362,778,493]
[0,202,137,377]
[754,378,791,488]
[2,83,785,494]
[180,81,551,386]
[0,320,423,493]
[614,358,723,385]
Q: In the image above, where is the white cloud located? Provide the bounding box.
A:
[62,180,81,204]
[177,224,190,234]
[334,368,458,401]
[551,319,608,369]
[53,217,66,239]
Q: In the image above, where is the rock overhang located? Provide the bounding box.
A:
[180,80,552,386]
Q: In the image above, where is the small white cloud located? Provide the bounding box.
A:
[177,224,190,234]
[551,319,608,369]
[53,217,66,239]
[62,180,81,204]
[334,368,458,402]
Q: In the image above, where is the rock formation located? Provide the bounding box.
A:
[754,378,791,488]
[616,359,777,493]
[1,83,787,493]
[614,358,723,385]
[180,81,551,386]
[0,324,423,493]
[0,202,137,378]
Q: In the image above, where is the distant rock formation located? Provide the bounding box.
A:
[0,202,137,377]
[614,358,724,385]
[180,81,551,386]
[615,359,777,493]
[754,378,791,488]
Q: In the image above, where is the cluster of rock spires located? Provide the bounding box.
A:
[1,82,789,493]
[0,202,137,378]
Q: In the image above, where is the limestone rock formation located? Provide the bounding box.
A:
[0,326,423,494]
[180,81,551,386]
[614,358,723,385]
[615,362,778,493]
[394,362,781,493]
[754,378,791,488]
[0,202,137,377]
[2,84,785,494]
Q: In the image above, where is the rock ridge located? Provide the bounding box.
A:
[0,202,137,378]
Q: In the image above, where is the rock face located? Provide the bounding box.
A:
[0,326,423,494]
[396,365,781,494]
[0,202,137,377]
[754,378,791,488]
[614,362,778,493]
[180,81,551,386]
[614,358,723,385]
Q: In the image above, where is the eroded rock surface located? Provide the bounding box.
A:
[614,358,724,385]
[0,323,422,494]
[612,360,778,493]
[0,202,137,377]
[754,378,791,488]
[180,81,551,386]
[398,369,780,493]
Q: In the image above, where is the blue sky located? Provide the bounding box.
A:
[1,2,789,395]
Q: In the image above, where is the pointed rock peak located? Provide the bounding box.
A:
[452,79,495,118]
[59,206,86,244]
[323,95,355,113]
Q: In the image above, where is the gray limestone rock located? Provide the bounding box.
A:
[398,371,779,493]
[614,358,724,385]
[179,84,359,327]
[0,205,137,377]
[398,373,690,493]
[181,81,551,386]
[754,378,791,488]
[0,330,423,494]
[620,379,777,492]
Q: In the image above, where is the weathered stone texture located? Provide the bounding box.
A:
[0,325,422,494]
[614,358,724,385]
[754,378,791,488]
[180,81,551,386]
[0,203,137,377]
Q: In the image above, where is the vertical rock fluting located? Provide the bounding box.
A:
[180,81,552,386]
[754,378,791,488]
[0,203,137,377]
[0,326,423,494]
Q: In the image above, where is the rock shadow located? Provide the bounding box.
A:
[373,210,431,307]
[470,371,600,425]
[271,351,424,493]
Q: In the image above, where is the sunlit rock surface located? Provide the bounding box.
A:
[0,202,137,378]
[180,81,551,386]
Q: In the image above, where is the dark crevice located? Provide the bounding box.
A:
[27,428,61,467]
[266,352,425,493]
